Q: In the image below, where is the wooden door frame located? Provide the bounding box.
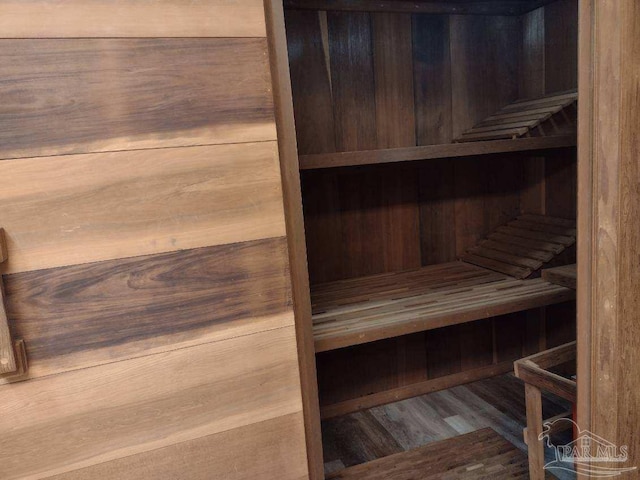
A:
[576,0,593,439]
[578,2,640,477]
[264,1,325,479]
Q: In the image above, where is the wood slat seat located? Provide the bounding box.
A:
[312,261,575,352]
[326,427,554,480]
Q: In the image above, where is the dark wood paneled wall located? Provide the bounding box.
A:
[287,2,578,413]
[286,10,520,154]
[0,3,309,479]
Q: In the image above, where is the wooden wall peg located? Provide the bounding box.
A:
[0,229,28,380]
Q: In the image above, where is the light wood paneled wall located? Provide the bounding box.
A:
[0,1,268,38]
[0,3,309,479]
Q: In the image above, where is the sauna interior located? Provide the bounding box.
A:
[284,0,578,477]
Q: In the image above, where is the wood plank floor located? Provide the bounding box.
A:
[322,374,575,479]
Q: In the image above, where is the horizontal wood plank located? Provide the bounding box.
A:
[509,219,577,237]
[299,135,577,169]
[0,38,275,160]
[50,413,308,480]
[515,359,576,403]
[542,264,577,289]
[0,142,286,274]
[312,262,576,352]
[0,326,303,480]
[458,253,532,278]
[519,214,576,228]
[3,237,292,381]
[0,1,267,38]
[284,0,552,16]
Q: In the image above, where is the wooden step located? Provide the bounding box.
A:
[326,427,549,479]
[312,261,575,352]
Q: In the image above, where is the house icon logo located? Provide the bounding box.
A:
[540,418,637,477]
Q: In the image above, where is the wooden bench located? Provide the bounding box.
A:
[312,262,575,352]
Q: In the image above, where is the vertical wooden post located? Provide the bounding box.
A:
[525,383,545,480]
[264,1,325,478]
[578,0,640,477]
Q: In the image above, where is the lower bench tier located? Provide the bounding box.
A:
[326,427,549,480]
[312,261,575,352]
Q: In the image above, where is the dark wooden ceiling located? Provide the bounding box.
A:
[283,0,559,16]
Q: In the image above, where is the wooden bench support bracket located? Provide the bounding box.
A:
[0,228,28,381]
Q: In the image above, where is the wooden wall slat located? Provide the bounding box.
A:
[544,0,578,94]
[3,237,292,381]
[544,148,577,219]
[50,413,308,480]
[520,7,545,99]
[450,15,520,138]
[0,326,303,480]
[418,160,457,265]
[328,12,378,151]
[337,166,421,278]
[303,165,421,284]
[317,340,399,407]
[545,302,576,348]
[453,156,523,257]
[495,312,527,362]
[0,142,285,274]
[285,10,337,155]
[426,325,462,378]
[413,15,453,145]
[0,1,267,38]
[459,319,494,371]
[0,39,275,160]
[301,170,346,285]
[372,13,416,148]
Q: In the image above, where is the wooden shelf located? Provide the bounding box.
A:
[542,264,577,289]
[456,90,577,142]
[298,134,576,170]
[312,261,575,352]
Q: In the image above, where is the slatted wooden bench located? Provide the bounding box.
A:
[326,427,554,480]
[312,216,576,352]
